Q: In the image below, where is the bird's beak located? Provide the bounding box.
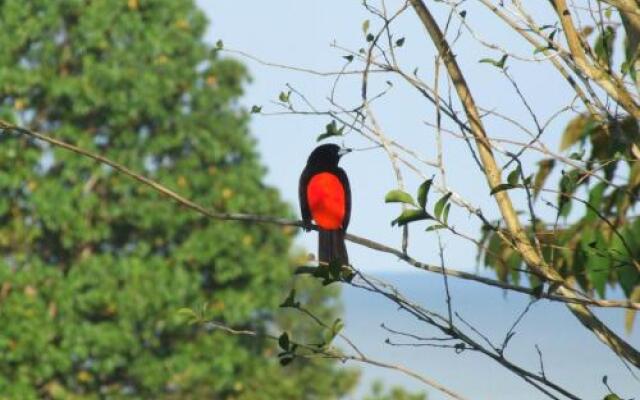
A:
[338,148,353,157]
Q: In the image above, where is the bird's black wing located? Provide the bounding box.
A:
[336,167,351,231]
[298,166,312,226]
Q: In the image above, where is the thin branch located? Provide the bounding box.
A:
[204,319,467,400]
[407,0,640,368]
[2,120,639,312]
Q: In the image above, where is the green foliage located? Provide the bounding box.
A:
[364,380,427,400]
[594,26,616,68]
[478,112,640,326]
[0,0,355,397]
[317,119,345,142]
[479,54,508,69]
[385,189,417,207]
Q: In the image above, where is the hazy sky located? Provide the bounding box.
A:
[198,1,639,398]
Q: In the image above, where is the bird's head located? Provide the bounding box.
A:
[307,144,352,167]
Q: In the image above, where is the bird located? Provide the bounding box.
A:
[299,144,351,266]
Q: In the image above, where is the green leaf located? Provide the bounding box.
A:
[176,307,199,324]
[250,105,262,114]
[585,182,606,223]
[594,26,616,67]
[560,116,595,151]
[278,332,290,351]
[215,39,224,49]
[425,224,447,232]
[395,37,405,47]
[317,120,344,142]
[278,91,291,103]
[583,230,609,297]
[343,55,354,62]
[442,203,451,225]
[479,54,508,69]
[385,189,417,206]
[490,183,519,195]
[391,209,431,226]
[366,33,374,42]
[417,178,433,209]
[507,166,521,186]
[434,192,452,220]
[331,318,344,336]
[559,169,579,196]
[324,318,345,345]
[362,19,370,34]
[603,395,622,400]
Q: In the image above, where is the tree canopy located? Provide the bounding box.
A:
[0,0,356,397]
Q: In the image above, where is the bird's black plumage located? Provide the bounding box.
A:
[299,144,351,265]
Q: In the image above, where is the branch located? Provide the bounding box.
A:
[551,0,640,119]
[407,0,640,368]
[1,120,639,312]
[204,320,468,400]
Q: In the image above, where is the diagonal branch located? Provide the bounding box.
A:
[550,0,640,118]
[1,119,640,312]
[205,319,468,400]
[407,0,640,368]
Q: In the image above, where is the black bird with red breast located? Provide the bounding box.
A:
[299,144,351,266]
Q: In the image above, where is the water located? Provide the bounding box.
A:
[342,272,640,400]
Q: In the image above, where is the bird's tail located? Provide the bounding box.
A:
[318,230,349,266]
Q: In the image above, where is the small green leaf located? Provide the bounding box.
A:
[316,133,335,142]
[250,105,262,113]
[362,19,370,34]
[442,203,451,225]
[385,189,416,206]
[490,183,521,195]
[366,33,374,42]
[426,224,447,232]
[603,394,622,400]
[323,318,345,345]
[533,159,555,198]
[176,308,199,325]
[417,178,433,209]
[479,54,508,69]
[331,318,344,336]
[215,39,224,49]
[343,55,354,62]
[395,37,405,47]
[278,91,291,103]
[391,209,431,226]
[317,120,344,142]
[434,192,452,220]
[594,26,616,67]
[278,332,290,351]
[585,182,606,223]
[177,307,197,318]
[507,166,521,186]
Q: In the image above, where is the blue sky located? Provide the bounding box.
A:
[199,1,639,398]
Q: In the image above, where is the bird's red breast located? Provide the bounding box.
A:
[306,172,346,230]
